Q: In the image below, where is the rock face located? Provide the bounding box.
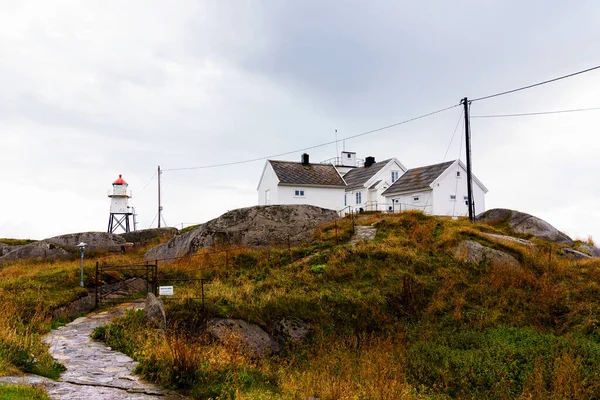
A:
[47,232,126,252]
[0,243,20,256]
[274,318,310,345]
[206,318,281,357]
[476,209,573,246]
[145,205,338,260]
[479,233,534,247]
[0,242,71,261]
[120,228,179,247]
[144,293,166,330]
[0,232,126,261]
[579,244,600,257]
[563,248,592,260]
[454,240,520,268]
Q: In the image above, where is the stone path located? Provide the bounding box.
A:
[350,224,377,245]
[0,302,185,399]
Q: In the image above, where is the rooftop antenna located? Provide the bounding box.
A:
[335,129,339,159]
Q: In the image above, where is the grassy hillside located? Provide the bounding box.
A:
[2,211,600,398]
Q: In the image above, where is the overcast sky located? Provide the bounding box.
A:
[1,1,599,242]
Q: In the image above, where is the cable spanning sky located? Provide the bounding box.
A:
[1,1,600,242]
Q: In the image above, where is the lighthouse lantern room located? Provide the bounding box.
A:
[108,174,134,233]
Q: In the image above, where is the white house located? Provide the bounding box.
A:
[340,156,407,212]
[257,153,346,211]
[381,160,488,217]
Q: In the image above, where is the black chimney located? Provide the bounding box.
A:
[365,156,375,167]
[301,153,310,165]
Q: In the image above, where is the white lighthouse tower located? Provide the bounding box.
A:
[107,174,134,233]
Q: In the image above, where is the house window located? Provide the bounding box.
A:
[464,196,469,201]
[413,196,420,202]
[344,194,347,207]
[391,171,399,182]
[356,192,362,204]
[450,195,456,201]
[456,171,461,177]
[294,190,305,197]
[265,189,271,205]
[347,153,352,158]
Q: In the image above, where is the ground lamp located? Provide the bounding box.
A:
[77,242,87,287]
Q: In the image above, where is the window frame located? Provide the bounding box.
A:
[294,189,305,197]
[356,192,362,205]
[412,196,420,203]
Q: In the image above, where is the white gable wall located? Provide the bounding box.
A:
[257,162,280,205]
[431,163,486,216]
[349,159,406,211]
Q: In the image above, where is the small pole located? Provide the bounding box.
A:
[462,97,475,222]
[95,261,99,307]
[158,165,162,228]
[201,279,205,311]
[77,242,86,287]
[154,260,158,295]
[335,220,339,245]
[145,260,149,293]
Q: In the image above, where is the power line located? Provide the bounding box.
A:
[442,109,464,162]
[471,106,600,118]
[136,171,158,197]
[163,104,460,171]
[471,64,600,102]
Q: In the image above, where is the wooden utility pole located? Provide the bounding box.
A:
[461,97,475,222]
[157,165,162,228]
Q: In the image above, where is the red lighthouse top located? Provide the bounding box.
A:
[112,174,128,185]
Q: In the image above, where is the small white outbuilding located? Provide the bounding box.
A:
[382,160,488,217]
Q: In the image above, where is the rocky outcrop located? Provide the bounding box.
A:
[144,293,166,330]
[206,318,281,357]
[563,248,592,260]
[0,232,127,261]
[145,205,338,260]
[47,232,125,252]
[476,209,573,246]
[479,233,534,247]
[119,228,179,247]
[454,240,520,268]
[578,244,600,257]
[274,318,310,345]
[0,243,20,256]
[0,242,71,261]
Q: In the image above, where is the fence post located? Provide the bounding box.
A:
[335,220,339,246]
[145,260,149,294]
[201,279,205,311]
[154,260,158,295]
[94,261,99,308]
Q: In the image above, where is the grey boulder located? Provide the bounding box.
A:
[144,293,166,330]
[454,240,520,268]
[145,205,338,261]
[206,318,281,357]
[476,208,573,246]
[0,242,70,261]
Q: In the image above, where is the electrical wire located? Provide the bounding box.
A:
[136,171,158,197]
[163,104,460,171]
[471,64,600,102]
[442,110,464,162]
[471,106,600,118]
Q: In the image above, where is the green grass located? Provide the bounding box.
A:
[4,211,600,398]
[0,239,37,246]
[0,384,50,400]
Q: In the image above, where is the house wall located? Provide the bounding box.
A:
[389,190,434,214]
[277,185,345,211]
[431,163,486,217]
[257,163,280,205]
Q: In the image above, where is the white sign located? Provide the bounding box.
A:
[159,286,174,296]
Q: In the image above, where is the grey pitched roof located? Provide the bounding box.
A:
[342,159,392,190]
[382,161,454,196]
[269,160,346,187]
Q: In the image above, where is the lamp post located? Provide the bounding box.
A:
[77,242,87,287]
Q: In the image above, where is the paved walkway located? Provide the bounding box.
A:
[350,224,377,245]
[0,302,184,399]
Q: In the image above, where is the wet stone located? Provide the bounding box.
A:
[0,301,185,399]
